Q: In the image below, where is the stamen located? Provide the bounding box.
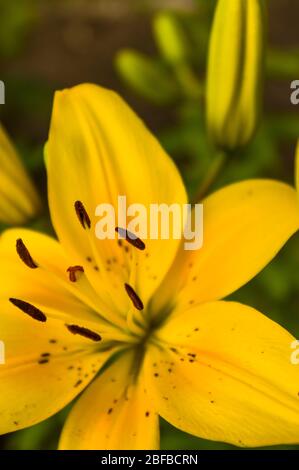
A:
[16,239,38,269]
[115,227,145,251]
[124,283,144,310]
[66,324,102,342]
[9,298,47,322]
[74,201,91,229]
[67,266,84,282]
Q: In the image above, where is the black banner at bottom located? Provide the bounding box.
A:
[0,450,297,466]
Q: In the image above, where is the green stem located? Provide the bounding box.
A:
[193,150,227,203]
[175,63,204,100]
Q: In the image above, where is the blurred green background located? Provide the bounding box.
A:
[0,0,299,450]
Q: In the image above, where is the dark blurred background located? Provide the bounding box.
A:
[0,0,299,450]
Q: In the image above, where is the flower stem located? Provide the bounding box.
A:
[193,150,227,203]
[176,63,204,100]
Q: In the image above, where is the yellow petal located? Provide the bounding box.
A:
[0,124,41,225]
[145,301,299,447]
[59,350,159,450]
[153,179,299,314]
[46,84,187,307]
[0,297,114,435]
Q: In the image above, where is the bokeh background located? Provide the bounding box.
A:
[0,0,299,450]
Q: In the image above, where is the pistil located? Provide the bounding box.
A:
[67,266,84,282]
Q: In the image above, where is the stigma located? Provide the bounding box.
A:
[67,266,84,282]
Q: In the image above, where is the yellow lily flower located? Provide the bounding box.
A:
[0,124,41,225]
[1,84,299,450]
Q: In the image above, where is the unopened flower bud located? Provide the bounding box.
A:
[207,0,266,151]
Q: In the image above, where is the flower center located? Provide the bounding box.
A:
[10,201,153,348]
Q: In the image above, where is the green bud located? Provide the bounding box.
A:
[153,12,190,66]
[207,0,266,151]
[115,49,179,104]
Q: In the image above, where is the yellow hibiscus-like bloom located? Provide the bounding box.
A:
[0,124,41,225]
[1,84,299,450]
